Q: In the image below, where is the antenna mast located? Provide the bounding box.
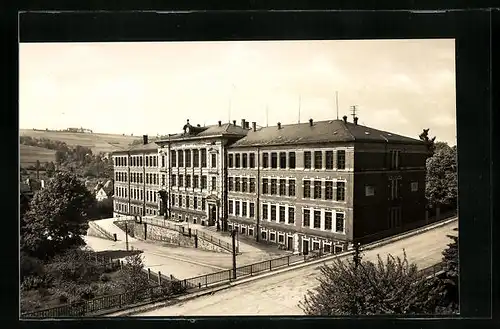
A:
[350,105,358,121]
[298,95,301,124]
[336,91,339,120]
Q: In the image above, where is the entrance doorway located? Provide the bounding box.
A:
[302,240,309,255]
[209,205,217,225]
[287,236,293,251]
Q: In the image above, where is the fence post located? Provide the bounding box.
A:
[269,260,272,271]
[120,260,123,270]
[205,275,208,287]
[250,264,253,276]
[147,268,151,280]
[287,255,290,266]
[158,271,162,286]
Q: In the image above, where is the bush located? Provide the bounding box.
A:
[20,252,45,280]
[100,273,111,282]
[21,276,46,291]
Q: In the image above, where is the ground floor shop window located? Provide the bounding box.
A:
[323,243,332,253]
[270,232,276,242]
[335,245,343,253]
[261,231,267,240]
[241,227,246,235]
[278,234,284,244]
[312,241,320,250]
[249,228,254,236]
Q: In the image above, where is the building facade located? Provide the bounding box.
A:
[111,116,430,254]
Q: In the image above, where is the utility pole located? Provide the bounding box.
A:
[231,229,237,280]
[350,105,358,122]
[125,221,129,251]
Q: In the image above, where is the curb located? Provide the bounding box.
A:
[108,216,458,317]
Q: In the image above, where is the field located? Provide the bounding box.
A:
[20,144,56,166]
[20,129,141,154]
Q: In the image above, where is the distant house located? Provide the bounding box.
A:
[95,180,114,202]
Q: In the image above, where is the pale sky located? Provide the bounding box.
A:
[19,40,456,145]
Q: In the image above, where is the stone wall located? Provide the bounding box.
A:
[130,222,228,253]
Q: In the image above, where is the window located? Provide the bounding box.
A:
[193,175,199,188]
[228,177,234,191]
[242,201,247,217]
[211,154,217,168]
[337,150,346,169]
[186,175,191,188]
[279,206,286,223]
[201,176,207,189]
[313,210,321,228]
[314,151,322,169]
[270,205,276,221]
[211,176,217,191]
[314,181,322,199]
[270,232,276,242]
[336,181,345,201]
[390,150,401,169]
[242,153,248,168]
[262,153,269,168]
[390,177,401,200]
[193,150,200,167]
[178,195,183,207]
[304,151,312,169]
[228,200,233,214]
[241,227,246,235]
[249,153,255,168]
[279,152,287,169]
[271,179,277,195]
[271,152,278,169]
[153,156,157,167]
[411,182,418,192]
[278,179,286,196]
[278,234,284,243]
[228,154,234,168]
[171,195,176,207]
[201,149,207,167]
[202,198,206,210]
[261,231,267,240]
[326,151,334,170]
[194,196,198,210]
[186,195,190,208]
[288,179,296,196]
[171,175,176,187]
[288,208,295,224]
[365,185,375,196]
[235,177,240,192]
[178,175,184,187]
[262,178,269,194]
[242,178,248,192]
[303,180,311,198]
[161,174,166,186]
[289,152,296,169]
[249,178,256,193]
[312,242,320,251]
[303,209,310,227]
[235,201,240,216]
[235,154,241,168]
[249,203,255,218]
[171,151,176,167]
[336,213,345,233]
[325,212,333,230]
[262,204,268,220]
[146,156,149,167]
[178,150,184,167]
[325,181,333,200]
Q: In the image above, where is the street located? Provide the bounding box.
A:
[135,220,458,316]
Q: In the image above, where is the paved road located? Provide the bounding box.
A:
[137,220,458,316]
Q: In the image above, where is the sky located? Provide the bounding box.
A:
[19,40,456,145]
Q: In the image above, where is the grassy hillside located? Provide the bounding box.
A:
[20,129,141,154]
[20,144,56,166]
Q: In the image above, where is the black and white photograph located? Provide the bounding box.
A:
[19,39,459,317]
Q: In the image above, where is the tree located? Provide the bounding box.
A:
[425,141,458,211]
[300,252,442,315]
[21,171,97,259]
[435,228,459,313]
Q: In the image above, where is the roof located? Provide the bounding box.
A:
[112,141,158,154]
[230,119,425,148]
[157,122,249,143]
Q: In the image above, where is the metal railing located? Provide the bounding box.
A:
[88,221,115,241]
[418,262,446,279]
[140,217,235,253]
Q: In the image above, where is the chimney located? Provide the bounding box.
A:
[252,122,256,132]
[309,118,313,127]
[277,122,282,129]
[197,124,201,127]
[354,117,359,125]
[241,119,246,128]
[245,122,250,129]
[143,135,148,145]
[342,115,348,123]
[233,120,237,126]
[218,120,222,127]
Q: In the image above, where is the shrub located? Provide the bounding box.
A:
[20,252,45,280]
[100,273,111,282]
[21,276,45,291]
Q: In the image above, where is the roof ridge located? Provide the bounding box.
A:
[341,121,356,140]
